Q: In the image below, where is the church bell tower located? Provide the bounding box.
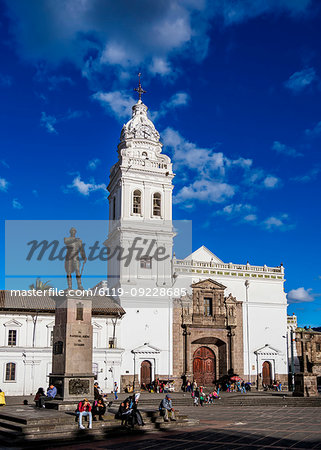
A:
[105,75,175,387]
[106,75,175,294]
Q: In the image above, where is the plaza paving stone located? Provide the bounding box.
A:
[44,405,321,450]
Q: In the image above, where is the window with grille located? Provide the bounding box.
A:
[92,362,98,380]
[153,193,161,216]
[204,297,213,316]
[133,190,142,214]
[316,343,321,352]
[140,257,152,269]
[5,362,16,381]
[8,330,17,346]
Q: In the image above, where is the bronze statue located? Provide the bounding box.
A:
[64,228,87,290]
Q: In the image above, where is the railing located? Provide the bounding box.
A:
[126,158,168,170]
[174,258,283,275]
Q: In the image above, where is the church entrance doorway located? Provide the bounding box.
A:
[262,361,272,386]
[193,346,215,386]
[140,360,152,387]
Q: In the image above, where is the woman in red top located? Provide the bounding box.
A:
[77,398,92,429]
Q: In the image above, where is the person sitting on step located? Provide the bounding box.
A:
[34,387,45,408]
[77,398,92,430]
[159,394,176,422]
[92,397,106,421]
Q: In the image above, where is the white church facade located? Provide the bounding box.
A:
[0,86,288,395]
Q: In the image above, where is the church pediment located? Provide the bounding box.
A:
[191,278,226,291]
[131,342,160,354]
[4,318,23,327]
[254,344,280,356]
[184,246,224,263]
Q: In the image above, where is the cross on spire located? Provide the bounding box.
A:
[134,72,146,101]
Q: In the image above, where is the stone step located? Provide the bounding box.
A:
[0,417,25,432]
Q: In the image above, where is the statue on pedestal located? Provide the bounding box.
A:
[64,228,87,290]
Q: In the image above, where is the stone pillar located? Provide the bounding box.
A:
[49,292,94,401]
[228,327,236,374]
[183,327,192,377]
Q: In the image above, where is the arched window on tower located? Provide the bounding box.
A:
[153,193,161,217]
[133,190,142,214]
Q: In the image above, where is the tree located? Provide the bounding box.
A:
[29,278,53,291]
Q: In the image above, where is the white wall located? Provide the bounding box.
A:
[0,313,123,396]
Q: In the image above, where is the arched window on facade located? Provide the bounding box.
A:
[153,192,161,216]
[133,190,142,214]
[5,362,16,381]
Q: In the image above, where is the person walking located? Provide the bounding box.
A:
[241,380,247,394]
[114,382,119,400]
[77,398,92,429]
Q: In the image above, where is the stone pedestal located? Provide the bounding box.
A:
[49,292,94,401]
[293,373,318,397]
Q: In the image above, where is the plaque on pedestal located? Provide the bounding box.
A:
[49,292,94,401]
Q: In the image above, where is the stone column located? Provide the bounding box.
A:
[228,327,236,374]
[49,292,94,401]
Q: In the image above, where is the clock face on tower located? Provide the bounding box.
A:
[140,125,151,139]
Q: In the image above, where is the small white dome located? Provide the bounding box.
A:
[120,100,160,143]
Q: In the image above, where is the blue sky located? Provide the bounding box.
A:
[0,0,320,326]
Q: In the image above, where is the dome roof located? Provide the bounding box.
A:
[120,100,160,143]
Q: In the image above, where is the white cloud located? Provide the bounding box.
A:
[12,198,22,209]
[0,177,9,192]
[40,112,57,134]
[1,160,9,168]
[150,92,190,121]
[163,127,230,173]
[87,158,101,170]
[244,214,257,222]
[163,127,281,208]
[263,175,279,189]
[149,57,172,76]
[215,0,311,25]
[217,203,254,217]
[4,0,312,84]
[262,214,292,231]
[284,67,317,93]
[271,140,302,157]
[94,90,189,122]
[173,179,235,205]
[69,176,106,196]
[92,91,135,121]
[292,168,320,183]
[40,109,87,133]
[287,287,315,303]
[305,120,321,138]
